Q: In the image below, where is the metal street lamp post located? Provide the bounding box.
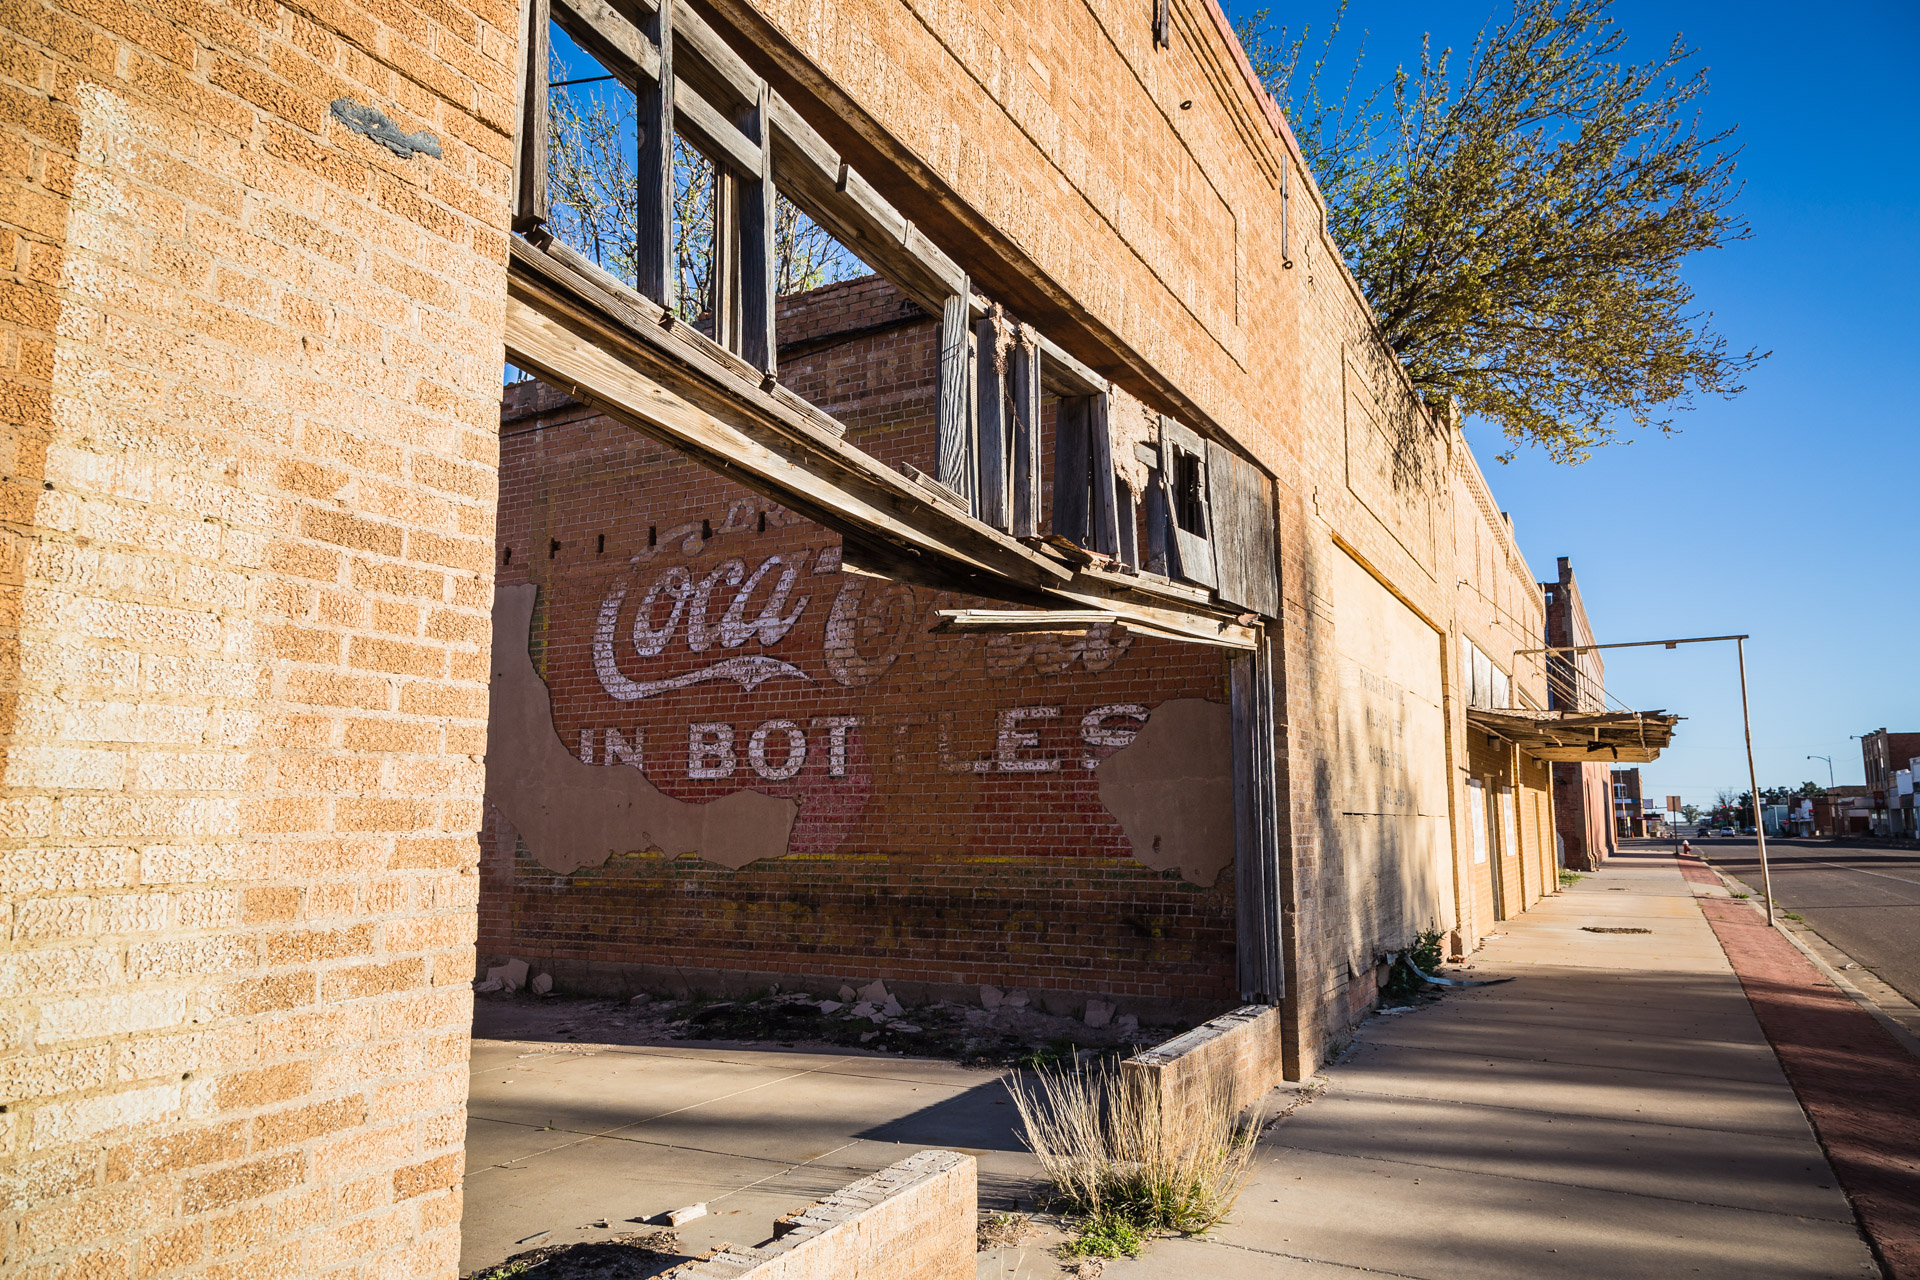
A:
[1807,755,1833,789]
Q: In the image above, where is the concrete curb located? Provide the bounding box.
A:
[1693,859,1920,1062]
[1678,850,1920,1280]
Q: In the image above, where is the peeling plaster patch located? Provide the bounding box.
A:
[485,584,797,873]
[1096,699,1233,886]
[329,99,442,159]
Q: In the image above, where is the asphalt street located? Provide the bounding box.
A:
[1687,836,1920,1006]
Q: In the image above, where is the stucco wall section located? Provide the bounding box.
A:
[1096,697,1233,887]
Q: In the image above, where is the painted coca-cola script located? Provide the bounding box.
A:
[594,551,819,701]
[593,538,938,701]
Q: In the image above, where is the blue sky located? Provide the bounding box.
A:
[1221,0,1920,804]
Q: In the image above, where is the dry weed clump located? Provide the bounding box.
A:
[1005,1058,1260,1256]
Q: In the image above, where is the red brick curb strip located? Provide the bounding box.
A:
[1678,851,1920,1279]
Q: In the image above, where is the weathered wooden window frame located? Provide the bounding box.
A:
[505,0,1287,996]
[504,0,1264,650]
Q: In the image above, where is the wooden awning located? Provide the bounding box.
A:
[1466,707,1680,763]
[503,261,1259,649]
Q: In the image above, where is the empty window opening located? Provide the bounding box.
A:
[545,25,644,287]
[774,199,861,297]
[1171,449,1206,535]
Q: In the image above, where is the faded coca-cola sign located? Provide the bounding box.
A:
[594,541,941,699]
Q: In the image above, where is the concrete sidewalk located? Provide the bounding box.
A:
[458,1037,1037,1275]
[1109,850,1880,1280]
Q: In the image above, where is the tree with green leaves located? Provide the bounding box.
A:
[1240,0,1762,462]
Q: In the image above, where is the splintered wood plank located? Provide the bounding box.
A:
[932,609,1119,632]
[1052,395,1090,544]
[1209,440,1249,609]
[1144,467,1169,575]
[738,84,776,373]
[975,315,1008,530]
[937,285,973,504]
[1208,442,1281,618]
[710,166,738,349]
[505,296,1015,582]
[675,80,762,177]
[513,0,550,232]
[635,0,673,305]
[551,0,657,84]
[1010,335,1041,538]
[1089,393,1120,557]
[1037,333,1107,396]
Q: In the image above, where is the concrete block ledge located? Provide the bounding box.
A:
[1124,1004,1284,1138]
[672,1150,976,1280]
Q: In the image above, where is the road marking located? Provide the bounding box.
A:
[1818,861,1920,889]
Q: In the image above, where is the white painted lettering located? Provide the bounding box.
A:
[719,553,810,647]
[825,577,915,686]
[604,727,644,770]
[810,716,861,777]
[688,722,736,779]
[938,711,992,774]
[632,566,692,656]
[1080,704,1149,769]
[996,706,1061,772]
[686,560,747,652]
[748,720,807,780]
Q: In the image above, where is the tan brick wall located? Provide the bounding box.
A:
[0,0,512,1273]
[674,1150,975,1280]
[547,0,1561,1073]
[1123,1004,1283,1147]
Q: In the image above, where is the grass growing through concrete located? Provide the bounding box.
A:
[1006,1058,1260,1259]
[1559,869,1585,888]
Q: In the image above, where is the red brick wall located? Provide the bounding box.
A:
[482,279,1236,1014]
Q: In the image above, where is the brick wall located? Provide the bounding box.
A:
[483,279,1237,1017]
[0,0,511,1273]
[675,1150,975,1280]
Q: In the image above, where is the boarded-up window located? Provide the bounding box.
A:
[1462,637,1510,710]
[1157,417,1214,587]
[1207,441,1280,618]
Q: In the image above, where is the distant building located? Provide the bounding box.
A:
[1612,767,1646,838]
[1860,729,1920,837]
[1541,558,1617,868]
[1814,785,1873,837]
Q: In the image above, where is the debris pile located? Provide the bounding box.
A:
[473,975,1169,1066]
[460,1228,682,1280]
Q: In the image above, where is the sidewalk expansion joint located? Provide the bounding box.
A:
[1326,1083,1816,1143]
[1262,1137,1856,1224]
[1357,1035,1779,1087]
[1164,1235,1433,1279]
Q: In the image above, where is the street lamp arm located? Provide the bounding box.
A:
[1508,631,1776,923]
[1514,634,1749,656]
